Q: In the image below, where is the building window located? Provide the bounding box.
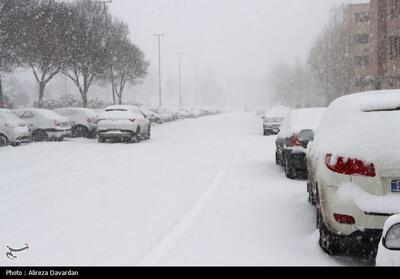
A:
[354,56,370,66]
[389,0,400,19]
[354,12,369,23]
[388,35,400,59]
[354,34,370,44]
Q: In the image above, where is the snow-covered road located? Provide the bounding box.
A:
[0,113,361,266]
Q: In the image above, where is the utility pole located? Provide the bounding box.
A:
[177,51,184,107]
[100,0,115,104]
[194,62,198,106]
[154,34,164,108]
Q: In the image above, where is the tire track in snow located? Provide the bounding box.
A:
[137,166,228,266]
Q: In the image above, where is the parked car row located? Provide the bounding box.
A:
[0,105,221,146]
[267,90,400,265]
[262,105,290,136]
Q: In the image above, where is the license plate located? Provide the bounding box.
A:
[391,180,400,192]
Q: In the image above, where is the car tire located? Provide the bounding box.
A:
[307,181,316,206]
[264,130,270,136]
[0,134,9,147]
[145,126,151,140]
[32,130,48,142]
[72,125,89,138]
[275,151,280,165]
[319,222,343,256]
[98,136,105,143]
[315,188,343,256]
[132,127,141,143]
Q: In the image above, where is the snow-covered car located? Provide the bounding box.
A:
[13,108,72,142]
[263,106,290,136]
[0,109,31,146]
[307,91,400,257]
[376,215,400,266]
[275,107,326,179]
[53,108,99,138]
[138,106,164,124]
[97,105,151,143]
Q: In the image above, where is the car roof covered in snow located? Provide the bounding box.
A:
[13,108,69,120]
[311,90,400,162]
[105,105,140,111]
[278,107,326,138]
[54,107,99,115]
[265,105,290,118]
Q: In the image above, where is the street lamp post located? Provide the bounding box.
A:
[154,34,164,108]
[177,51,184,107]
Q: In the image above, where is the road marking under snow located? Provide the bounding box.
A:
[137,166,228,266]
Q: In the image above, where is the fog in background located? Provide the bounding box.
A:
[8,0,368,109]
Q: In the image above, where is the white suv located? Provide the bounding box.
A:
[13,109,72,142]
[0,109,30,146]
[54,108,99,138]
[307,91,400,257]
[97,105,151,143]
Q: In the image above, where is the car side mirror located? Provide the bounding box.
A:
[383,223,400,251]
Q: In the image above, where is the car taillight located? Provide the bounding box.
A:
[290,133,301,147]
[334,213,356,225]
[325,154,376,177]
[129,118,136,122]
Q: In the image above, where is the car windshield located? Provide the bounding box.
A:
[0,110,20,122]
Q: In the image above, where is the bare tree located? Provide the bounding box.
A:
[62,0,109,107]
[0,0,30,107]
[10,0,74,107]
[308,22,353,105]
[102,20,149,104]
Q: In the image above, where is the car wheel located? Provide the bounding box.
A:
[72,125,89,138]
[57,137,64,142]
[32,130,48,142]
[307,181,316,206]
[264,130,270,136]
[275,151,280,165]
[319,222,343,256]
[0,134,9,147]
[98,136,105,143]
[131,127,141,143]
[146,126,151,140]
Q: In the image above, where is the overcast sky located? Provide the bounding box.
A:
[108,0,372,108]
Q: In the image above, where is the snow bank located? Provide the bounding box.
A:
[278,108,326,138]
[312,90,400,162]
[337,182,400,214]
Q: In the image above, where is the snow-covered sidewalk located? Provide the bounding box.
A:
[0,113,355,266]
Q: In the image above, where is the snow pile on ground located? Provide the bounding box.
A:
[278,108,326,138]
[312,90,400,162]
[337,183,400,214]
[0,113,358,266]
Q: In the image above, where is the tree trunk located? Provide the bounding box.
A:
[82,83,88,108]
[0,74,4,108]
[38,81,46,107]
